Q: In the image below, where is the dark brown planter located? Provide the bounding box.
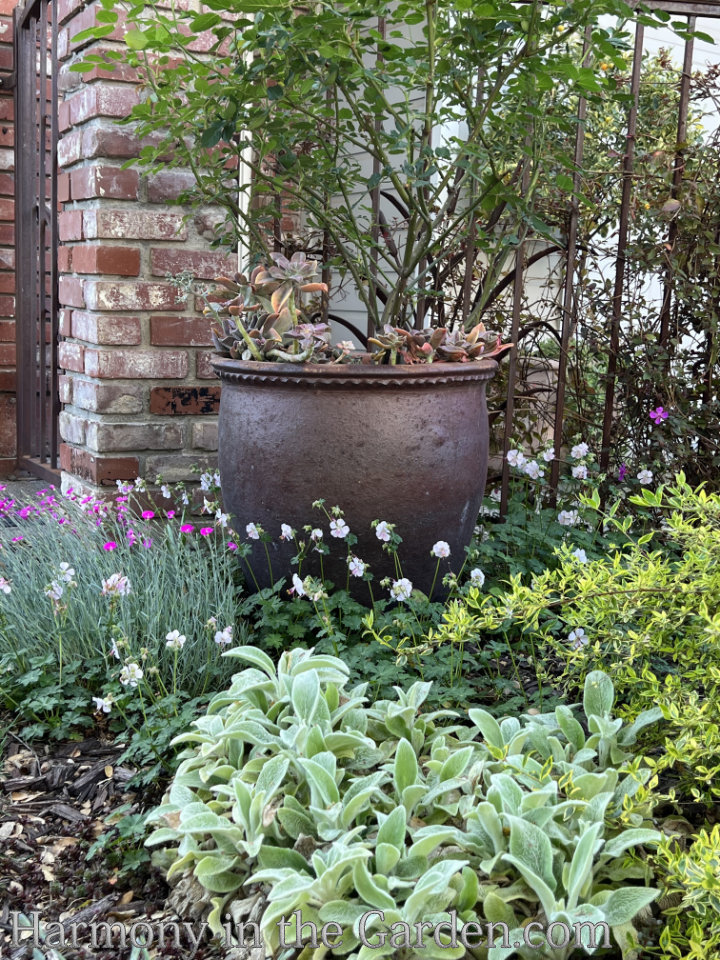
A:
[212,357,497,597]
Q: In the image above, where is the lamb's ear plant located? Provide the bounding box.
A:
[146,652,663,959]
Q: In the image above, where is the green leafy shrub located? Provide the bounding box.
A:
[653,826,720,960]
[465,476,720,802]
[146,648,662,959]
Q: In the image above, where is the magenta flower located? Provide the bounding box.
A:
[11,536,23,543]
[18,507,32,518]
[103,541,117,551]
[141,510,155,519]
[649,406,668,425]
[180,524,194,533]
[142,538,152,549]
[166,510,176,518]
[618,463,627,482]
[200,527,213,536]
[227,541,238,551]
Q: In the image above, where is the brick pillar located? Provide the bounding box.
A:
[56,0,235,495]
[0,0,17,475]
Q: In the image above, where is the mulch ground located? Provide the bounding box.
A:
[0,731,231,960]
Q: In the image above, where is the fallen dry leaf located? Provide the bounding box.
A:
[104,765,114,778]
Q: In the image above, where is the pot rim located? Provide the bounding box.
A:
[211,355,498,387]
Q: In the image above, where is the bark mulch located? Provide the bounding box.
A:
[0,732,237,960]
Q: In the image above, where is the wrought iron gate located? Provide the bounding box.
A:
[14,0,59,481]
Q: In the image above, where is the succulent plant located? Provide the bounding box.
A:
[204,252,342,364]
[367,323,513,366]
[202,252,512,366]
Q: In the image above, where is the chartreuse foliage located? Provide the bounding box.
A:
[463,476,720,803]
[652,826,720,960]
[146,648,662,959]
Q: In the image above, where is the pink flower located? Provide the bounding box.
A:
[103,541,117,551]
[200,527,213,536]
[649,406,668,425]
[166,510,176,518]
[180,524,194,533]
[142,538,152,549]
[227,541,238,551]
[141,510,155,519]
[11,536,22,543]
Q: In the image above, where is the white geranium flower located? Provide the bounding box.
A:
[524,461,544,480]
[506,449,527,468]
[390,578,413,601]
[329,518,350,539]
[133,477,146,493]
[542,447,555,462]
[489,488,502,502]
[637,469,653,485]
[375,521,392,542]
[292,574,305,596]
[348,556,367,577]
[310,528,323,542]
[181,490,190,505]
[558,509,580,527]
[120,663,143,687]
[432,540,451,558]
[161,484,171,499]
[101,573,131,596]
[215,511,230,528]
[280,523,296,541]
[469,568,485,588]
[568,627,588,649]
[91,695,112,714]
[572,548,588,564]
[59,562,75,582]
[214,625,233,645]
[165,630,186,650]
[571,442,589,460]
[572,464,588,480]
[200,472,213,491]
[202,497,214,514]
[45,581,64,602]
[110,639,121,659]
[246,522,261,540]
[0,577,12,595]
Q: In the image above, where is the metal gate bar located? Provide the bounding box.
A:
[15,0,59,482]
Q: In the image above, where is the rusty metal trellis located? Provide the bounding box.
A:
[15,0,60,482]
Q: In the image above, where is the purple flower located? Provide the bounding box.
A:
[649,406,668,425]
[618,463,627,482]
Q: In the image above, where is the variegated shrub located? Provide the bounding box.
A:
[146,648,663,959]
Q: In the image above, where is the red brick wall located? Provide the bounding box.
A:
[0,0,17,474]
[56,0,235,491]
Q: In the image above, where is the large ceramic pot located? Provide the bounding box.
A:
[212,357,497,596]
